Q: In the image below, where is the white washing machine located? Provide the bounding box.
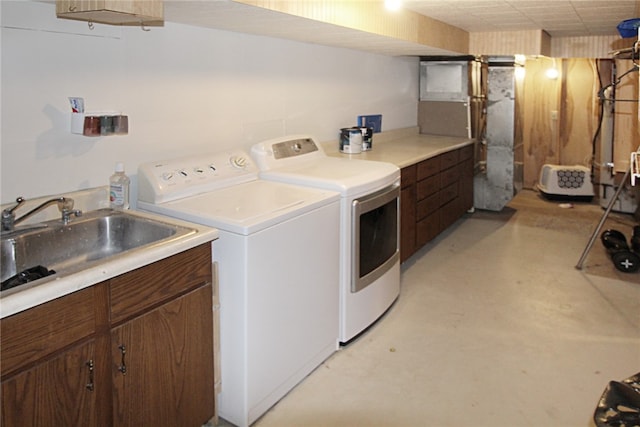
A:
[137,150,340,427]
[251,136,401,344]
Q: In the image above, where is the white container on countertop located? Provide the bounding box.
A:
[339,127,363,154]
[109,162,130,209]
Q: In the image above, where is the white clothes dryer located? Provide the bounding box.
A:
[251,136,401,344]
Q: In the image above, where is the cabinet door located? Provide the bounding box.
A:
[111,285,215,427]
[56,0,163,25]
[1,340,98,427]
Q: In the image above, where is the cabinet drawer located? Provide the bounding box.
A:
[416,211,440,246]
[440,182,458,206]
[1,286,98,377]
[440,150,460,170]
[401,165,416,188]
[416,174,440,200]
[441,199,461,230]
[417,157,440,180]
[416,191,441,220]
[440,165,459,188]
[459,144,474,161]
[110,244,212,325]
[461,157,474,178]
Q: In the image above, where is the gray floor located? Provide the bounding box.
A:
[223,190,640,427]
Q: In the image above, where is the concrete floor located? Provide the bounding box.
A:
[224,190,640,427]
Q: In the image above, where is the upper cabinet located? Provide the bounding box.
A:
[56,0,163,27]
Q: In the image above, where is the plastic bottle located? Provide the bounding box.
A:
[109,162,130,209]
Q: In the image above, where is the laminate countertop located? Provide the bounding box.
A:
[322,127,475,169]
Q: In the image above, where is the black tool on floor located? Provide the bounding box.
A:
[576,160,637,271]
[600,229,640,273]
[594,372,640,427]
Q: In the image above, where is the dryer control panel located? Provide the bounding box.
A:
[138,150,256,203]
[251,135,325,171]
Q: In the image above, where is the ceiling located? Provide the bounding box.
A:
[160,1,640,56]
[403,0,640,37]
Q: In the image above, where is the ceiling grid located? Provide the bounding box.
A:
[403,0,640,37]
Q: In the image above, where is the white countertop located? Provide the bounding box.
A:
[322,127,475,168]
[0,208,218,319]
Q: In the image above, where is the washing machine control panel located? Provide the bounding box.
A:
[138,151,256,203]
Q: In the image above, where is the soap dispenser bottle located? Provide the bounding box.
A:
[109,162,130,209]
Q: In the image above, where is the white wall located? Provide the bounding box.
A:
[0,1,419,205]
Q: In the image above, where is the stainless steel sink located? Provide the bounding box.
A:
[1,208,196,290]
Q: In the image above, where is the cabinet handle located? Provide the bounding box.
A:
[68,5,76,12]
[86,360,95,391]
[118,344,127,375]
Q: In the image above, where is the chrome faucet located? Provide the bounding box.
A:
[1,196,83,231]
[60,200,83,225]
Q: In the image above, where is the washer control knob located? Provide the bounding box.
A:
[161,172,174,181]
[193,167,204,174]
[230,156,248,169]
[179,169,188,177]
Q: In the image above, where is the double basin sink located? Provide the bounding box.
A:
[1,208,197,292]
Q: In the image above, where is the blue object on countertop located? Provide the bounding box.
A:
[617,18,640,38]
[357,114,382,133]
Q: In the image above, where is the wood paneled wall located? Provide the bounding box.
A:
[551,35,621,58]
[470,30,551,56]
[559,58,601,166]
[522,57,562,187]
[522,57,638,188]
[613,59,640,172]
[472,32,633,60]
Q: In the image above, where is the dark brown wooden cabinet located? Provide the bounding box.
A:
[400,164,417,262]
[400,144,474,262]
[1,243,215,427]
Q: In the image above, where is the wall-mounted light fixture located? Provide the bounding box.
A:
[545,58,559,80]
[514,55,526,80]
[385,0,402,11]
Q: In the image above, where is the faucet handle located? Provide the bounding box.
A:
[4,197,25,215]
[61,208,82,225]
[1,197,25,232]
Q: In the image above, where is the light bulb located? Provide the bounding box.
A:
[545,67,559,79]
[385,0,402,11]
